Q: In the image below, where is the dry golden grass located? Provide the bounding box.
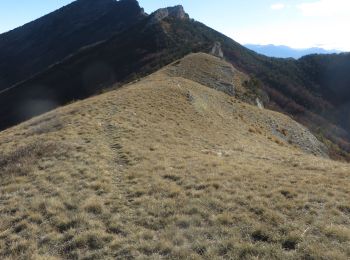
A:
[0,53,350,259]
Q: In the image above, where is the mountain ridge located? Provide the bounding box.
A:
[1,0,350,160]
[1,2,350,259]
[1,52,348,259]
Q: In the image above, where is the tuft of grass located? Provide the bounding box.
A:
[338,204,350,214]
[282,234,302,251]
[324,225,350,242]
[83,197,104,214]
[280,189,297,199]
[72,231,110,250]
[251,228,273,243]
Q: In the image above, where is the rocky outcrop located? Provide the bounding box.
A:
[211,42,224,58]
[149,5,189,24]
[256,98,264,109]
[266,117,329,157]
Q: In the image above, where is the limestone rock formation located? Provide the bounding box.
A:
[256,98,264,109]
[211,42,224,58]
[149,5,189,24]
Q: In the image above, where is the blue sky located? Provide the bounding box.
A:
[0,0,349,51]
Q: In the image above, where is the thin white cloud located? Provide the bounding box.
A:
[226,17,350,51]
[270,3,285,10]
[297,0,350,17]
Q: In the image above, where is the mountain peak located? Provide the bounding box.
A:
[71,0,143,11]
[150,5,189,24]
[118,0,141,6]
[76,0,136,3]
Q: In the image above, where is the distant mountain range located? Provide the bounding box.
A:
[245,44,341,59]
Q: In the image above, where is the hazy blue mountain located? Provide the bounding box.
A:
[245,44,341,59]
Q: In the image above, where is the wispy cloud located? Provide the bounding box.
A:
[270,3,285,10]
[297,0,350,17]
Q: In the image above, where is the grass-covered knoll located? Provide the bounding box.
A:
[1,55,349,259]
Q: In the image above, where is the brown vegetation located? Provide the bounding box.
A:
[0,54,349,259]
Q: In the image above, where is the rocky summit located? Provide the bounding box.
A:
[149,5,189,24]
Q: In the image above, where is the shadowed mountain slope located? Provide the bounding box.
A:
[0,7,203,131]
[1,53,349,259]
[0,0,145,90]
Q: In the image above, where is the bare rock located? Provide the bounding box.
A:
[149,5,189,24]
[211,42,224,58]
[256,98,264,109]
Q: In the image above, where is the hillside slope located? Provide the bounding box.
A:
[1,54,349,259]
[0,5,199,131]
[1,1,350,161]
